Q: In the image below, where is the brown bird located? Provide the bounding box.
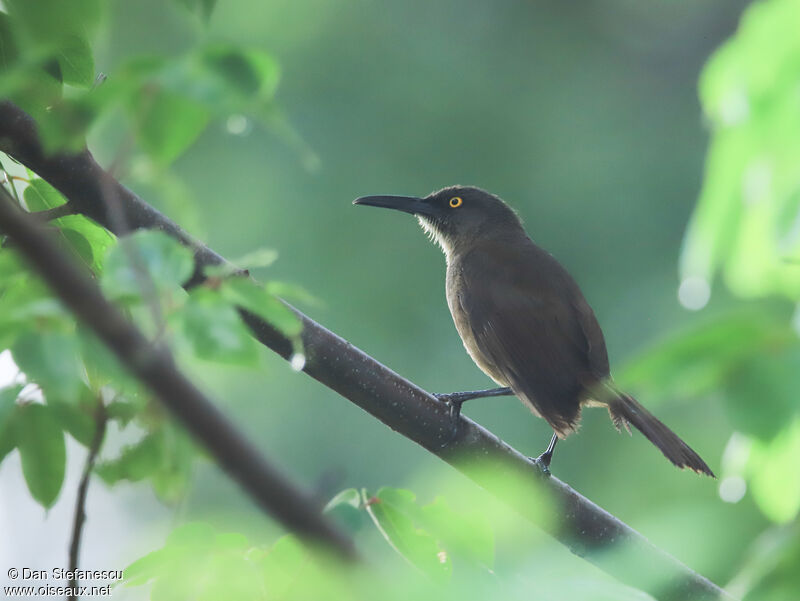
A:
[354,186,713,476]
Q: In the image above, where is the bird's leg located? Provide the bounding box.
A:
[435,387,513,447]
[434,387,514,421]
[530,432,559,476]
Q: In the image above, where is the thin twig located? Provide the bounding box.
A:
[67,400,108,601]
[0,160,22,204]
[31,203,77,222]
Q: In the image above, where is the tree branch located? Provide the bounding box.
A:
[0,183,355,559]
[68,399,107,601]
[0,100,735,601]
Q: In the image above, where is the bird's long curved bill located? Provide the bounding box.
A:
[353,195,433,216]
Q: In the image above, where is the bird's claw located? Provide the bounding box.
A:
[434,393,465,421]
[529,453,553,477]
[435,394,464,447]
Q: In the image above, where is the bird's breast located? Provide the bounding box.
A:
[445,264,509,386]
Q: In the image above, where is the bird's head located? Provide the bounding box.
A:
[354,186,523,255]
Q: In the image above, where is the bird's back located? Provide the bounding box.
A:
[446,233,609,436]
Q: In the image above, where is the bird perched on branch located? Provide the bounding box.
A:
[354,186,713,477]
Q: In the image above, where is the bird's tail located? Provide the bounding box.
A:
[605,390,714,477]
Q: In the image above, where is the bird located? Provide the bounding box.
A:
[354,186,714,477]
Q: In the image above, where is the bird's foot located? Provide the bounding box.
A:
[434,393,466,421]
[529,451,553,477]
[529,432,558,476]
[434,394,465,447]
[433,388,513,448]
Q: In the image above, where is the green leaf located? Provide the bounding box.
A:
[50,401,97,447]
[131,87,210,164]
[126,523,264,601]
[737,524,800,601]
[104,399,140,426]
[364,487,452,583]
[0,58,63,122]
[0,249,24,280]
[0,12,21,73]
[11,330,87,404]
[200,45,280,102]
[0,275,66,348]
[204,248,278,277]
[199,548,263,601]
[0,385,23,463]
[127,528,341,601]
[24,179,113,271]
[420,496,494,569]
[324,488,365,533]
[56,215,115,273]
[176,287,259,365]
[166,521,216,547]
[325,488,361,511]
[724,350,800,440]
[749,419,800,523]
[260,535,310,598]
[219,277,302,337]
[618,310,795,403]
[23,177,67,211]
[56,34,94,87]
[214,531,249,550]
[0,3,102,144]
[96,426,194,502]
[35,94,101,153]
[101,230,195,301]
[16,403,66,509]
[685,0,800,300]
[135,45,279,121]
[265,281,319,307]
[123,547,170,588]
[60,228,94,266]
[149,425,195,502]
[96,431,164,485]
[5,0,105,45]
[77,326,141,396]
[125,525,216,588]
[229,248,278,270]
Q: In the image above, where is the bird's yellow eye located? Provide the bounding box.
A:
[449,197,463,208]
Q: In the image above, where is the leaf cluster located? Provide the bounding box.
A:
[0,177,300,509]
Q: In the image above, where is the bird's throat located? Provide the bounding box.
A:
[416,215,454,258]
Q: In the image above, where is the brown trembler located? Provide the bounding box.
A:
[355,186,713,477]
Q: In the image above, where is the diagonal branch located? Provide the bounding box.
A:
[0,100,735,601]
[0,184,355,559]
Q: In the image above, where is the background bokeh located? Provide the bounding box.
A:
[5,0,799,599]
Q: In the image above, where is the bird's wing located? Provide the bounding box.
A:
[459,242,609,436]
[572,294,610,380]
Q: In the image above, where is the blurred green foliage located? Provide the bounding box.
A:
[681,0,800,529]
[0,0,280,157]
[644,0,800,597]
[0,178,298,510]
[121,486,645,601]
[621,309,799,442]
[3,0,800,599]
[683,0,800,300]
[358,486,493,582]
